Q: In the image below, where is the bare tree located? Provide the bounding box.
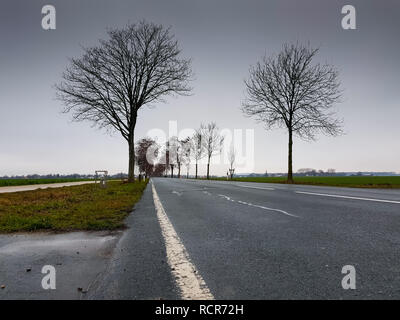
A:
[167,137,178,178]
[164,141,171,177]
[191,129,204,179]
[201,122,224,180]
[136,137,158,179]
[157,142,170,177]
[242,43,343,183]
[153,163,167,177]
[175,137,184,178]
[56,21,192,182]
[181,137,192,178]
[228,144,236,179]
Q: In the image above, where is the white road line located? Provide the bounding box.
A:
[151,181,214,300]
[235,185,275,191]
[218,194,235,202]
[252,204,298,218]
[219,194,298,218]
[296,191,400,204]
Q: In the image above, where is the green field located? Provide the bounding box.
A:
[215,176,400,188]
[0,180,147,233]
[0,178,93,187]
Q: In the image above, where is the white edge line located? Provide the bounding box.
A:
[151,181,214,300]
[296,191,400,204]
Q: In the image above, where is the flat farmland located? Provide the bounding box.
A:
[214,176,400,188]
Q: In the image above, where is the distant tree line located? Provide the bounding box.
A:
[0,173,129,180]
[134,122,225,179]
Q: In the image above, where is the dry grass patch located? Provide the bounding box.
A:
[0,180,148,233]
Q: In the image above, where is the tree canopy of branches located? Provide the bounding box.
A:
[201,122,224,180]
[242,43,343,182]
[56,21,192,182]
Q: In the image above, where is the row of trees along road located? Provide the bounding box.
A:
[57,21,343,183]
[134,122,224,179]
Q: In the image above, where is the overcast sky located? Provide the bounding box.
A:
[0,0,399,176]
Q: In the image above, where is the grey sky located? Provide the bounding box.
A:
[0,0,399,176]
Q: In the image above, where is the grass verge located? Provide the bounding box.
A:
[0,178,93,187]
[212,176,400,188]
[0,180,148,233]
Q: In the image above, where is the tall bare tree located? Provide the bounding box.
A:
[181,137,192,178]
[135,137,158,179]
[56,21,192,182]
[166,138,178,178]
[228,143,236,179]
[175,137,184,178]
[191,129,204,179]
[201,122,224,180]
[242,43,343,183]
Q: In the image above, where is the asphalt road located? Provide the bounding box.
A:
[93,178,400,299]
[2,178,400,299]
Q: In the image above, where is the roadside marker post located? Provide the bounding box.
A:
[95,170,108,188]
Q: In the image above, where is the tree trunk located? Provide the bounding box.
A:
[170,165,174,178]
[195,162,198,179]
[287,128,293,183]
[127,114,137,183]
[207,158,210,180]
[128,138,135,182]
[178,164,181,178]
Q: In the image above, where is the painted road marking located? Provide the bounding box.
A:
[218,194,235,202]
[236,185,275,191]
[296,191,400,204]
[152,181,214,300]
[218,194,298,218]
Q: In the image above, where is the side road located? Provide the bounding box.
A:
[0,181,95,194]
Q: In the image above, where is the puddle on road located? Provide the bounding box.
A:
[0,232,120,255]
[0,231,122,299]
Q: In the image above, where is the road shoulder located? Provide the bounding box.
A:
[87,182,180,299]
